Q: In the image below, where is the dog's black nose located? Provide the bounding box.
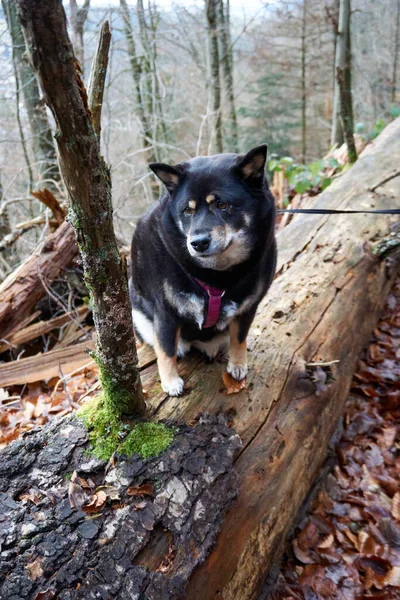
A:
[191,235,210,253]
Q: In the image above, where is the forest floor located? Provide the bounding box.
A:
[266,276,400,600]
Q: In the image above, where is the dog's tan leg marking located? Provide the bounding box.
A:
[154,329,184,396]
[227,320,248,381]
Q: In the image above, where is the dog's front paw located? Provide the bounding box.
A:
[161,376,184,397]
[227,361,248,381]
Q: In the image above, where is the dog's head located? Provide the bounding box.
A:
[150,145,274,271]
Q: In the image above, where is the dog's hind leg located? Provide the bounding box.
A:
[154,316,184,396]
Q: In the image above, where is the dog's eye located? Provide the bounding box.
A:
[184,207,195,216]
[216,201,228,210]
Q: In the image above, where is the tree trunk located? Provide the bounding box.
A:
[17,0,144,416]
[330,0,343,147]
[301,0,307,163]
[2,0,60,188]
[333,0,357,162]
[119,0,154,161]
[0,414,240,600]
[216,0,238,153]
[391,0,400,104]
[136,0,168,163]
[69,0,90,76]
[206,0,223,154]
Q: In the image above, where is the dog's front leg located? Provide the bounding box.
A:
[227,309,256,381]
[154,316,184,396]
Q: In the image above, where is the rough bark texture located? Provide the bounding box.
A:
[17,0,144,415]
[0,220,77,340]
[87,20,111,138]
[0,414,241,600]
[206,0,223,154]
[2,0,60,187]
[216,0,238,153]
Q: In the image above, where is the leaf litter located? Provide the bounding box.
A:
[268,277,400,600]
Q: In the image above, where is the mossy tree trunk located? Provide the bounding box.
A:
[16,0,145,416]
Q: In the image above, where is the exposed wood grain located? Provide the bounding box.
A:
[0,340,156,388]
[0,220,77,340]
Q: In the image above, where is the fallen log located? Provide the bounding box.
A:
[0,341,156,388]
[0,305,89,355]
[0,118,399,599]
[0,220,78,340]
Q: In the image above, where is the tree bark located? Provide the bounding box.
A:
[216,0,238,153]
[333,0,357,162]
[87,20,111,138]
[17,0,144,416]
[0,220,78,340]
[330,0,344,147]
[301,0,307,163]
[69,0,90,76]
[2,0,60,187]
[206,0,223,154]
[0,414,240,600]
[391,0,400,104]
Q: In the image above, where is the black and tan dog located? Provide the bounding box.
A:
[130,145,277,396]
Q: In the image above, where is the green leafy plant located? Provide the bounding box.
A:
[268,155,339,195]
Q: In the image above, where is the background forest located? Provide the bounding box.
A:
[0,0,399,282]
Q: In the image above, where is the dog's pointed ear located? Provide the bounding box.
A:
[234,144,268,185]
[149,163,183,194]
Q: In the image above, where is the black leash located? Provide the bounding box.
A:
[277,208,400,215]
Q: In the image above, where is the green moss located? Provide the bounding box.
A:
[119,422,175,459]
[77,396,174,462]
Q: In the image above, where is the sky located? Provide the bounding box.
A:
[91,0,269,16]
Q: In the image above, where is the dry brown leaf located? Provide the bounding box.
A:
[392,492,400,521]
[221,371,247,395]
[26,558,43,581]
[127,483,154,497]
[317,533,334,549]
[82,490,107,514]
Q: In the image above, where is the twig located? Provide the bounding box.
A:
[306,360,340,367]
[368,169,400,192]
[87,20,111,137]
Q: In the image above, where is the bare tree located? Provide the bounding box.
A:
[69,0,90,75]
[119,0,153,159]
[392,0,400,104]
[335,0,357,163]
[206,0,223,154]
[216,0,238,152]
[2,0,60,187]
[301,0,307,163]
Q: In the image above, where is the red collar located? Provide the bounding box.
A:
[194,278,225,328]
